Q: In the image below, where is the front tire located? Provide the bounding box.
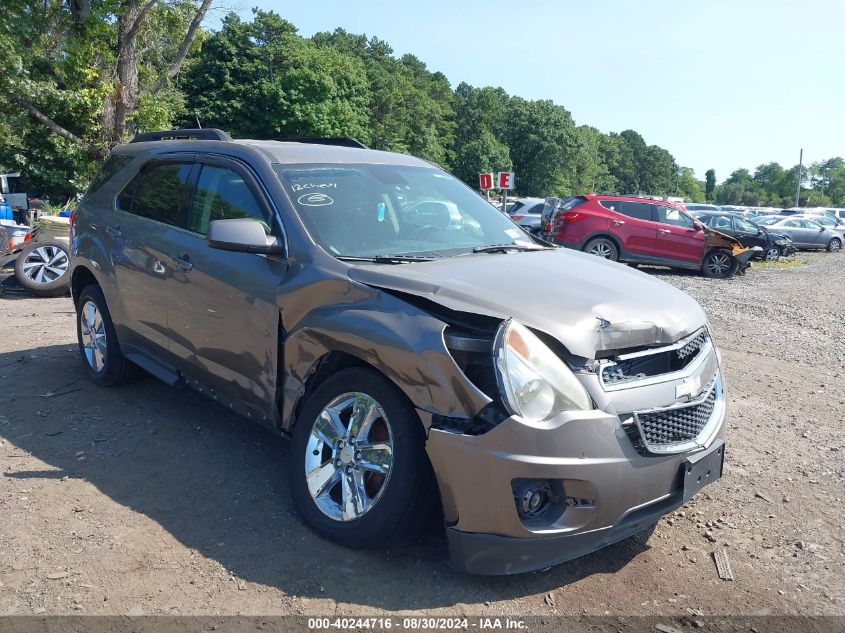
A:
[764,246,780,261]
[14,240,71,297]
[827,238,842,252]
[75,285,135,386]
[702,249,738,279]
[583,237,619,261]
[289,367,436,549]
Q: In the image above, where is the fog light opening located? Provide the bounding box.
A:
[513,479,553,518]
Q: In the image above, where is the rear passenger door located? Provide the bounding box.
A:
[599,200,657,258]
[653,205,705,265]
[109,158,195,360]
[165,155,288,421]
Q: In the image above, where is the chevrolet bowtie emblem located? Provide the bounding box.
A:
[675,376,702,400]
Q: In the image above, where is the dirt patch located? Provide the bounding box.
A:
[0,253,843,617]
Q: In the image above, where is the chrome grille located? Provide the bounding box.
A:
[676,330,706,360]
[633,377,721,454]
[600,328,711,388]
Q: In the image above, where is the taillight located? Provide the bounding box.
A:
[563,211,584,222]
[24,232,31,241]
[69,208,78,235]
[511,214,524,221]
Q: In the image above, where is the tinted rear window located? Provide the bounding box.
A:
[132,163,192,226]
[84,154,134,200]
[602,200,653,221]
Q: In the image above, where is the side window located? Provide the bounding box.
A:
[527,203,545,214]
[655,205,694,228]
[735,218,757,232]
[132,163,192,226]
[785,220,801,228]
[85,154,134,200]
[116,174,140,212]
[712,216,733,231]
[617,201,653,221]
[187,165,269,235]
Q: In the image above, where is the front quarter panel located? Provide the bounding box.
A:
[279,277,492,430]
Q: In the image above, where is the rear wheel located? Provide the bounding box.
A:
[289,367,436,548]
[827,238,842,252]
[584,237,618,261]
[14,240,70,297]
[702,249,738,279]
[75,285,135,386]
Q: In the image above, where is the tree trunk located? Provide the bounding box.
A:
[111,1,144,144]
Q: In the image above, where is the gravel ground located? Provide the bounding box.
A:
[0,252,843,619]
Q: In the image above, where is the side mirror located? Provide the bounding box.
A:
[207,218,284,256]
[693,220,705,231]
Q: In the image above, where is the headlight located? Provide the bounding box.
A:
[493,319,592,422]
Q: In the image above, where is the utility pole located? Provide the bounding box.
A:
[795,148,803,208]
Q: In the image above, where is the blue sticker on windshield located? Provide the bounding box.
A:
[377,202,386,222]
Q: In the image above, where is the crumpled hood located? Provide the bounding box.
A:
[348,248,707,359]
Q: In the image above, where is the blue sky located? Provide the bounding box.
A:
[211,0,844,182]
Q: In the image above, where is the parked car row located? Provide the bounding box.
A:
[530,194,843,278]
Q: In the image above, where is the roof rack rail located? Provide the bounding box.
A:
[130,128,232,143]
[280,137,367,149]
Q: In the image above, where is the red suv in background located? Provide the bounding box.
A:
[542,194,756,278]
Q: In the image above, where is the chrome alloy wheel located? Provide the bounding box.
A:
[79,300,107,372]
[21,245,69,284]
[705,252,732,277]
[304,392,394,522]
[588,242,614,258]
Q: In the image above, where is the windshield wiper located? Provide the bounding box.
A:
[469,243,548,254]
[337,255,436,264]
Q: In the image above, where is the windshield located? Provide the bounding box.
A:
[273,163,535,258]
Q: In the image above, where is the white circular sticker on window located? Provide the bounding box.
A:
[298,193,334,207]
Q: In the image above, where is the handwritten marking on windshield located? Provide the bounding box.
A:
[298,193,334,207]
[291,182,338,192]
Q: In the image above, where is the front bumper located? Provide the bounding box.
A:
[425,373,726,575]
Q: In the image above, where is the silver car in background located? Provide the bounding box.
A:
[754,216,842,252]
[506,197,546,234]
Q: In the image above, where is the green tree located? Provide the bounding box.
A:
[676,167,705,203]
[502,97,577,196]
[0,0,212,198]
[704,169,716,202]
[183,12,370,141]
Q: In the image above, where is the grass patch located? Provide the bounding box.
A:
[753,256,812,270]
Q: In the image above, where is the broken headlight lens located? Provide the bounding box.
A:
[493,319,592,422]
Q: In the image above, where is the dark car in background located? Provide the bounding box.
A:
[542,194,757,278]
[693,212,794,260]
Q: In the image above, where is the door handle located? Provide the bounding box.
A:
[658,228,672,234]
[611,220,625,225]
[106,225,122,238]
[170,254,193,271]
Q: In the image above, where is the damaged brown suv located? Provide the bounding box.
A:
[70,129,727,575]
